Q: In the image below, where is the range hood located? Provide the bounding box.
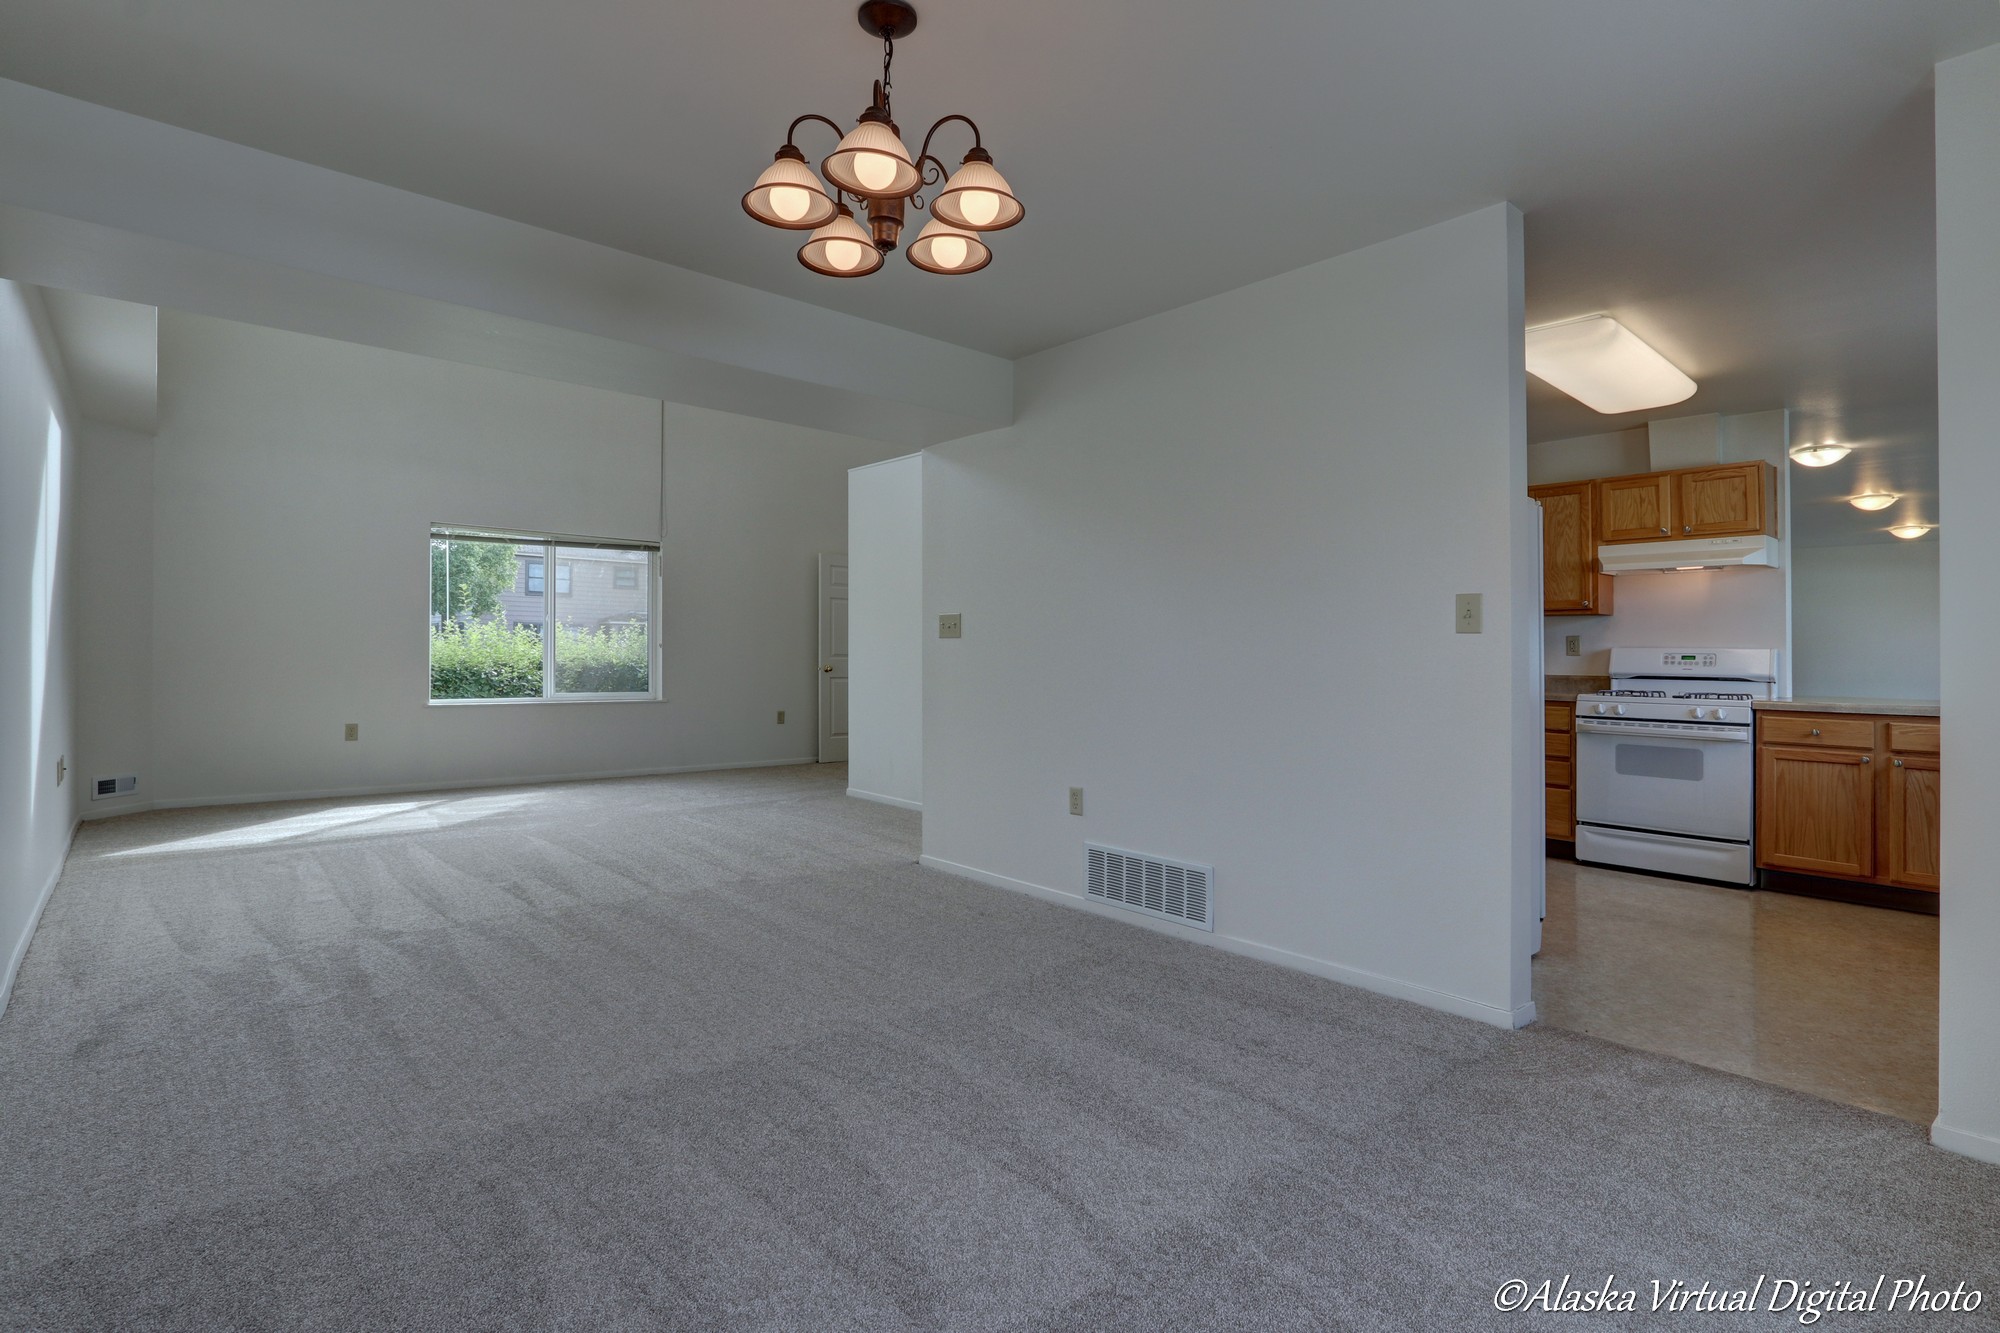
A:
[1598,535,1781,574]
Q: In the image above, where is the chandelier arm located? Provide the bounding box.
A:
[784,113,849,149]
[913,114,984,172]
[907,155,948,209]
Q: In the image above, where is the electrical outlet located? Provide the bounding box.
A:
[1454,593,1483,634]
[776,710,786,724]
[1565,635,1582,657]
[1069,787,1084,816]
[344,723,359,742]
[938,613,962,639]
[56,755,66,786]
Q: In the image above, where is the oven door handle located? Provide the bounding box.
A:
[1575,720,1752,741]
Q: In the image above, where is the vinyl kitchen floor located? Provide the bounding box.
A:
[1533,858,1939,1124]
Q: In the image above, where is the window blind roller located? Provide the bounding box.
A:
[431,526,659,552]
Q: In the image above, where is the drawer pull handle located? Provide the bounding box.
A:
[1894,758,1904,767]
[1810,728,1821,736]
[1862,756,1871,764]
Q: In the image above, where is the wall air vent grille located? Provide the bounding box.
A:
[1086,844,1213,931]
[92,775,139,801]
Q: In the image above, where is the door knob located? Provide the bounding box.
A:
[821,665,834,673]
[1810,728,1821,736]
[1894,758,1904,767]
[1684,524,1692,534]
[1659,526,1668,534]
[1861,756,1871,764]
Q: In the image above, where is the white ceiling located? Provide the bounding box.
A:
[3,0,1993,533]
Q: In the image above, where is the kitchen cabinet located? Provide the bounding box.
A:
[1545,702,1576,840]
[1528,481,1613,616]
[1754,711,1941,892]
[1676,463,1773,539]
[1597,472,1677,543]
[1884,753,1941,890]
[1594,461,1779,545]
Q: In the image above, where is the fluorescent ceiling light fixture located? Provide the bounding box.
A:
[1849,492,1898,511]
[1888,523,1934,540]
[1525,315,1696,415]
[1790,441,1851,467]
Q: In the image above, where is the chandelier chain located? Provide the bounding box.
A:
[882,33,894,111]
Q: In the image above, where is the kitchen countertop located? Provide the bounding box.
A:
[1755,698,1941,717]
[1545,675,1610,702]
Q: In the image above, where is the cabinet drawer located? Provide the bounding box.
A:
[1545,757,1572,789]
[1760,714,1876,749]
[1545,730,1572,761]
[1545,786,1573,840]
[1545,703,1574,732]
[1887,721,1940,754]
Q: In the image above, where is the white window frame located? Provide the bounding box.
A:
[430,526,661,706]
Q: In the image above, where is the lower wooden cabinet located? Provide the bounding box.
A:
[1545,703,1576,839]
[1754,711,1940,892]
[1884,754,1942,890]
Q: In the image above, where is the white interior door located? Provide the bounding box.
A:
[818,551,849,762]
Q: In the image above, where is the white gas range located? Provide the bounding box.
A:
[1572,647,1779,887]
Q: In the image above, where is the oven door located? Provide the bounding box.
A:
[1574,720,1753,842]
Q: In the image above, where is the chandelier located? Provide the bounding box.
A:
[742,0,1023,277]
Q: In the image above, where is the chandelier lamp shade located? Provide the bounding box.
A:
[741,0,1023,278]
[799,203,886,277]
[907,216,991,275]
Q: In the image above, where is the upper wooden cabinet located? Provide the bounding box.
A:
[1598,472,1677,543]
[1595,461,1779,545]
[1676,463,1775,539]
[1528,480,1613,617]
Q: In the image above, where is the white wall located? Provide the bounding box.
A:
[846,454,924,810]
[73,421,154,812]
[921,205,1538,1027]
[1934,41,2000,1166]
[0,281,80,1010]
[90,312,900,808]
[1790,542,1940,700]
[1534,410,1792,693]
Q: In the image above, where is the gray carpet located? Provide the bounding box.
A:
[1,764,1994,1331]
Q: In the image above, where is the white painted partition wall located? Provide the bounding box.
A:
[1934,42,2000,1166]
[920,205,1539,1027]
[847,455,924,810]
[0,282,80,1013]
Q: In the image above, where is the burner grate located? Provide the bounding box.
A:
[1680,691,1754,701]
[1603,689,1669,697]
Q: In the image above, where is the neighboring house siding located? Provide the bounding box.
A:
[497,547,648,630]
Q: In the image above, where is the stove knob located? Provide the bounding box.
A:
[1711,708,1729,721]
[1688,707,1704,719]
[1594,703,1608,715]
[1614,705,1627,717]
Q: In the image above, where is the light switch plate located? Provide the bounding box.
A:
[1455,593,1483,634]
[1069,787,1084,816]
[344,723,359,742]
[938,613,962,639]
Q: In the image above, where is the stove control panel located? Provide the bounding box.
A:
[1660,652,1718,670]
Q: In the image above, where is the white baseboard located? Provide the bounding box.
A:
[846,787,922,812]
[917,854,1533,1030]
[1,817,80,1020]
[1931,1119,2000,1166]
[77,756,825,819]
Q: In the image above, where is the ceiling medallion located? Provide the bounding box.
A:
[742,0,1023,277]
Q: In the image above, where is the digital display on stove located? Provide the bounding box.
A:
[1661,652,1718,669]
